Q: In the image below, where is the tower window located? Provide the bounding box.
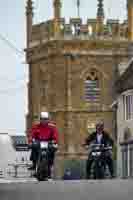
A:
[84,70,100,102]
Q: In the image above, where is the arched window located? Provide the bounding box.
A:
[84,70,100,102]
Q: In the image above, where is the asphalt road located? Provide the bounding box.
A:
[0,179,133,200]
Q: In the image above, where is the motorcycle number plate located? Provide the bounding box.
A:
[92,152,101,156]
[41,151,46,155]
[92,152,96,156]
[96,152,101,156]
[40,142,48,149]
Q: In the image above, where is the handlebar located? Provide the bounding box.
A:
[82,143,112,150]
[28,139,58,149]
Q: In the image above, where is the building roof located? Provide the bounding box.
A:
[116,57,133,93]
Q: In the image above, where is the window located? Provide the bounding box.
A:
[84,70,100,102]
[123,94,133,120]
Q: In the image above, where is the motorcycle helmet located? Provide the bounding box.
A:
[40,112,49,119]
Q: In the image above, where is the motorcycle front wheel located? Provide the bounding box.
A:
[36,158,48,181]
[93,159,105,179]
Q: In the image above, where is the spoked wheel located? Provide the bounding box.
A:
[36,159,48,181]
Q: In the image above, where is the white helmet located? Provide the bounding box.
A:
[40,112,49,119]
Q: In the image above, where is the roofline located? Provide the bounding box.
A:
[116,57,133,84]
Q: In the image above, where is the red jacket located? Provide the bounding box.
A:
[29,122,59,144]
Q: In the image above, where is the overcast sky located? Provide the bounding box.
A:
[0,0,126,135]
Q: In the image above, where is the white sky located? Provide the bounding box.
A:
[0,0,127,135]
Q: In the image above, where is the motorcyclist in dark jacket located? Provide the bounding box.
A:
[84,122,114,179]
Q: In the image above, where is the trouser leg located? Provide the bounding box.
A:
[106,156,114,177]
[86,158,93,179]
[30,148,39,169]
[47,150,55,178]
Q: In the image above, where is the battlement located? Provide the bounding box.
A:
[29,18,128,48]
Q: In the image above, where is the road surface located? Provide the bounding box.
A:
[0,179,133,200]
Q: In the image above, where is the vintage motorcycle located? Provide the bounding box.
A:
[30,140,58,181]
[86,144,112,179]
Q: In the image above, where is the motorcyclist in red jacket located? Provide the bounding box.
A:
[28,112,59,178]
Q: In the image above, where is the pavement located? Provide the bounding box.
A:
[0,177,37,183]
[0,179,133,200]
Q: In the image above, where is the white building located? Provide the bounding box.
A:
[0,133,16,177]
[0,133,31,178]
[10,135,30,162]
[116,58,133,178]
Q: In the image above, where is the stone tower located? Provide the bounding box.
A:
[53,0,62,37]
[26,0,33,48]
[127,0,133,40]
[53,0,61,19]
[25,0,130,178]
[96,0,104,34]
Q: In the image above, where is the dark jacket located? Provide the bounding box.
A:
[85,131,114,146]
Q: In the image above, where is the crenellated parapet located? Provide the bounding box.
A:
[26,0,133,50]
[29,18,128,48]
